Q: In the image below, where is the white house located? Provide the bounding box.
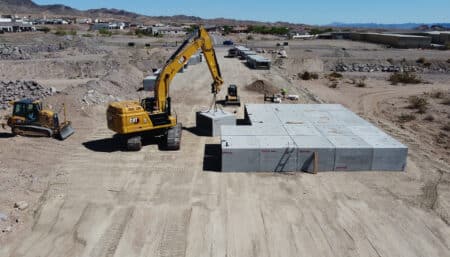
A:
[152,26,186,36]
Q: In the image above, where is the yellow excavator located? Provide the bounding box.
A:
[1,99,74,140]
[107,26,224,151]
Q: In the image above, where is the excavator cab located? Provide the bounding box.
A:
[141,97,157,113]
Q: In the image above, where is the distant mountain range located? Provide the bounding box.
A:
[0,0,306,28]
[329,22,450,30]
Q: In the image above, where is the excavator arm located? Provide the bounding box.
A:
[155,26,224,113]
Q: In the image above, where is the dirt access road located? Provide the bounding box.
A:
[1,48,449,257]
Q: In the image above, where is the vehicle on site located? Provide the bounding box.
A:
[223,40,234,46]
[1,99,75,140]
[106,26,224,151]
[264,94,282,103]
[224,84,241,106]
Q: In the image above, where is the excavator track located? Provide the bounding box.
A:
[126,136,142,151]
[12,125,53,138]
[165,123,182,150]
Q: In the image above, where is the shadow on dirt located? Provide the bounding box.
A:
[82,136,160,152]
[0,132,15,138]
[183,126,209,137]
[203,144,221,172]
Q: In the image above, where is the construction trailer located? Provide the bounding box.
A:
[410,31,450,45]
[228,46,249,58]
[247,55,271,70]
[239,50,257,60]
[221,104,408,172]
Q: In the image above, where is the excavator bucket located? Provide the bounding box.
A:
[58,123,75,140]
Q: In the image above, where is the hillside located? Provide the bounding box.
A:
[0,0,307,28]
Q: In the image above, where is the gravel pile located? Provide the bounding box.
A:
[246,80,279,95]
[0,43,64,60]
[0,81,54,110]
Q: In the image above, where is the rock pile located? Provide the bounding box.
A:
[0,81,53,109]
[0,45,31,60]
[334,63,449,73]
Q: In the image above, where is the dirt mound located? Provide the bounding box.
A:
[0,80,53,109]
[245,80,279,95]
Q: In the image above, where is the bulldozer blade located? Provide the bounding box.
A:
[58,124,75,140]
[224,100,241,106]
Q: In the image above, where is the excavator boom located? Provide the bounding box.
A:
[155,27,223,113]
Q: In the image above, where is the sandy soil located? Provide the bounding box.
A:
[0,33,449,257]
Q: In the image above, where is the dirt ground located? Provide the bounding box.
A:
[0,32,449,257]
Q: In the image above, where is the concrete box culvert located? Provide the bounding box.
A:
[196,110,236,137]
[220,104,408,172]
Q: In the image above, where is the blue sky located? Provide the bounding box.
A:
[35,0,450,25]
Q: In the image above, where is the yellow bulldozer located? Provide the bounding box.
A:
[1,99,74,140]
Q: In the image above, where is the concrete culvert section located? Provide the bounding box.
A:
[221,104,408,172]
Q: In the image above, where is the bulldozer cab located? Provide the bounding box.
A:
[228,84,238,97]
[12,99,41,122]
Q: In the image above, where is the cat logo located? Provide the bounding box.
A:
[130,117,139,124]
[178,56,186,64]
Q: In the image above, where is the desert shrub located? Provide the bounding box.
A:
[356,77,367,88]
[54,29,67,36]
[423,114,435,121]
[328,72,343,79]
[441,98,450,105]
[39,26,50,33]
[300,71,319,80]
[389,72,422,85]
[416,57,426,64]
[135,29,153,37]
[387,58,394,64]
[416,57,432,67]
[247,35,254,40]
[442,122,450,132]
[436,132,448,144]
[329,81,338,88]
[356,81,366,87]
[98,28,112,37]
[408,96,428,113]
[428,90,444,99]
[69,30,77,36]
[398,113,416,123]
[247,25,290,35]
[82,33,93,37]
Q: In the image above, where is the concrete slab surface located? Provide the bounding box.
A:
[221,104,408,172]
